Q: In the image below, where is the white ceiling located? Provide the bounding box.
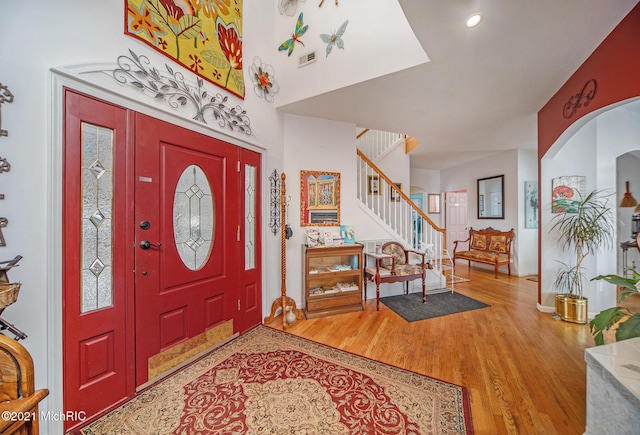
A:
[277,0,639,169]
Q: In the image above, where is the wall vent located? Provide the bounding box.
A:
[298,51,317,68]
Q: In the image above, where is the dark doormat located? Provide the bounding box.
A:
[380,292,490,322]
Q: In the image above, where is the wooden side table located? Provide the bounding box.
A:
[620,240,637,277]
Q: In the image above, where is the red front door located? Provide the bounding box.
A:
[63,95,262,425]
[63,91,134,431]
[134,113,243,387]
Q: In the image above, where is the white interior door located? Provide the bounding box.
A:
[445,191,468,254]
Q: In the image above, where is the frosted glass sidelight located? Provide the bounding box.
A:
[245,164,256,270]
[80,123,114,313]
[174,165,214,270]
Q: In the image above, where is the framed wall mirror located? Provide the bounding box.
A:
[300,170,340,226]
[477,175,504,219]
[427,193,440,214]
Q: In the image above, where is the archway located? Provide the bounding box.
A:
[540,98,640,315]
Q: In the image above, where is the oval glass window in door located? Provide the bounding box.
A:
[173,165,214,270]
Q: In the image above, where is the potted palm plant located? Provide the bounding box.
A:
[550,189,614,323]
[590,269,640,344]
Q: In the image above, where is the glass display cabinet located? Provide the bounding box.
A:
[302,244,364,318]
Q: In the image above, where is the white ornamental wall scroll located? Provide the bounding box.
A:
[111,50,251,135]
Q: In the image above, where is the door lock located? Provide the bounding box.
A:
[140,220,151,230]
[140,240,162,250]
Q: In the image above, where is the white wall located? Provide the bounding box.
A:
[441,149,523,275]
[0,6,431,427]
[540,100,640,315]
[282,114,421,306]
[283,114,355,309]
[0,1,285,432]
[411,168,442,227]
[274,0,429,107]
[517,149,539,276]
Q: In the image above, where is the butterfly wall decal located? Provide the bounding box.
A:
[320,20,348,57]
[278,12,308,57]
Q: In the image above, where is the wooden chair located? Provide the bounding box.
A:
[0,334,49,435]
[364,241,430,310]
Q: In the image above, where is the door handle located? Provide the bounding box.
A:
[140,240,162,250]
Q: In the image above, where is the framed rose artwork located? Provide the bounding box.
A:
[552,176,586,213]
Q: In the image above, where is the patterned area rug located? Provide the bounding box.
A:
[80,326,472,434]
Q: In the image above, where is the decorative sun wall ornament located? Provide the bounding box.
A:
[111,49,251,135]
[320,20,348,57]
[249,57,280,102]
[279,0,305,16]
[278,13,308,57]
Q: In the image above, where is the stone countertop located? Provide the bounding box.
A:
[585,337,640,409]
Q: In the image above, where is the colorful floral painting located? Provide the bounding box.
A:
[552,176,586,214]
[126,0,245,99]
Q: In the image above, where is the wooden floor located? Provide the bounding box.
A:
[266,264,593,435]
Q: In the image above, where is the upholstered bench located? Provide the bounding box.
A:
[453,227,515,278]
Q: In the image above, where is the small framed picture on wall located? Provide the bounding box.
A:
[390,183,402,202]
[368,175,380,195]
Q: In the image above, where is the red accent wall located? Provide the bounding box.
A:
[538,2,640,158]
[537,3,640,304]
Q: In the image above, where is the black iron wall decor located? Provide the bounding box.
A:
[0,157,10,174]
[0,156,10,201]
[0,218,7,247]
[111,49,252,135]
[0,84,10,244]
[563,79,597,119]
[0,157,6,240]
[269,170,281,235]
[0,83,14,138]
[268,169,293,238]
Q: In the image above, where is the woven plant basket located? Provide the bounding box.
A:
[0,282,21,310]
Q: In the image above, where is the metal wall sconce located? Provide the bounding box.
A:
[0,84,14,138]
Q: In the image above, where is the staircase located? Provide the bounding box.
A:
[356,130,455,291]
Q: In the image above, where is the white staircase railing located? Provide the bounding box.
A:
[356,129,404,161]
[357,149,451,290]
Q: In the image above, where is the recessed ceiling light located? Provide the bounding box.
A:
[466,13,482,28]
